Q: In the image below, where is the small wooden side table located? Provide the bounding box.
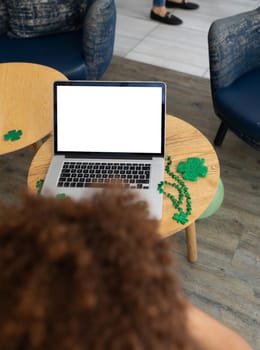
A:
[160,116,220,262]
[0,62,67,155]
[27,115,220,262]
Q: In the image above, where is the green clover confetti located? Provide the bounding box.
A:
[36,179,44,195]
[177,157,208,181]
[3,129,23,142]
[56,193,67,199]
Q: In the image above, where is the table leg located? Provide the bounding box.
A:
[30,133,52,153]
[31,140,43,152]
[185,222,197,262]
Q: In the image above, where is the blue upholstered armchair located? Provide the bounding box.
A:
[0,0,116,80]
[208,7,260,150]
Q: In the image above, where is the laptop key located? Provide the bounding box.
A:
[136,180,145,184]
[138,180,149,184]
[84,182,101,188]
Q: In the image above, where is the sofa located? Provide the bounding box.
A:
[208,7,260,149]
[0,0,116,80]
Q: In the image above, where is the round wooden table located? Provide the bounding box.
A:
[0,62,67,155]
[27,115,220,262]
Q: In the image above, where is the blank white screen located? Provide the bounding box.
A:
[57,85,163,153]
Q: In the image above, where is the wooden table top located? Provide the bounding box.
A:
[27,115,220,238]
[0,62,67,155]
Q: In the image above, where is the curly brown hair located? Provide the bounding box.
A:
[0,190,196,350]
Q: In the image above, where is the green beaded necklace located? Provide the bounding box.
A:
[157,156,192,224]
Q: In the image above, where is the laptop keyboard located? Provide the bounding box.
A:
[57,162,151,189]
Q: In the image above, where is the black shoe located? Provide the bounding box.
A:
[166,0,199,10]
[150,10,183,25]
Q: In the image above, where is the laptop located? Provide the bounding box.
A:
[41,81,166,219]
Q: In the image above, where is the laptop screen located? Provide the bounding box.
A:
[54,81,165,157]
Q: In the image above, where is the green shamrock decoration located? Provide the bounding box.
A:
[173,212,189,224]
[157,156,192,225]
[3,129,23,141]
[177,157,208,181]
[56,193,67,199]
[36,179,44,195]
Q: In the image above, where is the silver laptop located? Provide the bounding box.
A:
[41,81,166,219]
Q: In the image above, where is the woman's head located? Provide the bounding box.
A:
[0,190,193,350]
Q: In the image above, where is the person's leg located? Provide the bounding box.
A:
[152,0,167,15]
[153,0,165,5]
[151,0,182,24]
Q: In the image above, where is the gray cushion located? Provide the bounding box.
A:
[6,0,88,38]
[0,1,8,35]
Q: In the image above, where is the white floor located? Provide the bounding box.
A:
[114,0,260,78]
